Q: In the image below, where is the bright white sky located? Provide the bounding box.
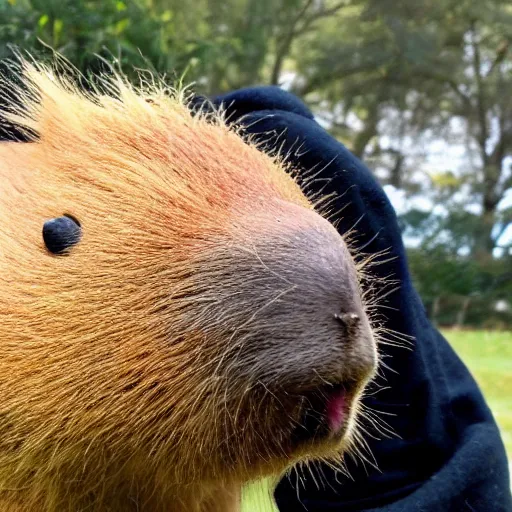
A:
[381,135,512,251]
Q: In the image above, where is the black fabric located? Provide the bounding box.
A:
[212,87,512,512]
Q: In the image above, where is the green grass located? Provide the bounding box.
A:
[442,329,512,460]
[241,478,279,512]
[241,330,512,511]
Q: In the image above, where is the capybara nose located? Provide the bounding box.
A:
[214,199,379,444]
[221,199,379,395]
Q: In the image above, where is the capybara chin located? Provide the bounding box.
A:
[0,60,378,511]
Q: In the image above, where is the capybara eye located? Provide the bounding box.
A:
[42,215,82,254]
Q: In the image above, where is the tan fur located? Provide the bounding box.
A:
[0,61,377,511]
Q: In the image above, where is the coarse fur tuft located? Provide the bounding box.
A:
[0,57,381,511]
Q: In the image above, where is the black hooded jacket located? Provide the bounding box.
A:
[210,86,512,512]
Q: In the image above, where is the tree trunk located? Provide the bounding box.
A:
[474,206,497,263]
[352,99,380,158]
[455,296,472,329]
[432,295,441,327]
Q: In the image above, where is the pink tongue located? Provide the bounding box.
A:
[326,390,346,432]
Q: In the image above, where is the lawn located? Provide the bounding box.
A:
[241,329,512,511]
[442,329,512,460]
[242,479,278,512]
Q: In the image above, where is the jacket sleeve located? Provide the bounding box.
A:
[213,86,512,512]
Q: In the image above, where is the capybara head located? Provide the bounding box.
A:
[0,60,378,510]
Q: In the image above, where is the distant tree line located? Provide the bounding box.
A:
[1,0,511,327]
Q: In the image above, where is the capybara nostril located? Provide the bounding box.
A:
[335,312,360,328]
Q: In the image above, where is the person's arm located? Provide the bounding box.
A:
[212,87,512,512]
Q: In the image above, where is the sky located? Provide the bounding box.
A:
[381,134,512,253]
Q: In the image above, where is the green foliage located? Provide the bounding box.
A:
[294,0,512,260]
[0,0,511,327]
[0,0,350,92]
[408,246,512,327]
[444,329,512,458]
[0,0,216,83]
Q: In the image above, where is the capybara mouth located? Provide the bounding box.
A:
[291,383,353,446]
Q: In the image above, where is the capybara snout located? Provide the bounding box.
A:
[197,197,378,467]
[208,197,377,393]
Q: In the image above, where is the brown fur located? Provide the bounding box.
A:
[0,61,378,511]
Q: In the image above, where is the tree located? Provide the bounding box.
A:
[1,0,511,326]
[287,0,512,261]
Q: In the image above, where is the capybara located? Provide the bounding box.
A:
[0,59,378,511]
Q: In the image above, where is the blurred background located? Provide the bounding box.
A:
[1,0,511,461]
